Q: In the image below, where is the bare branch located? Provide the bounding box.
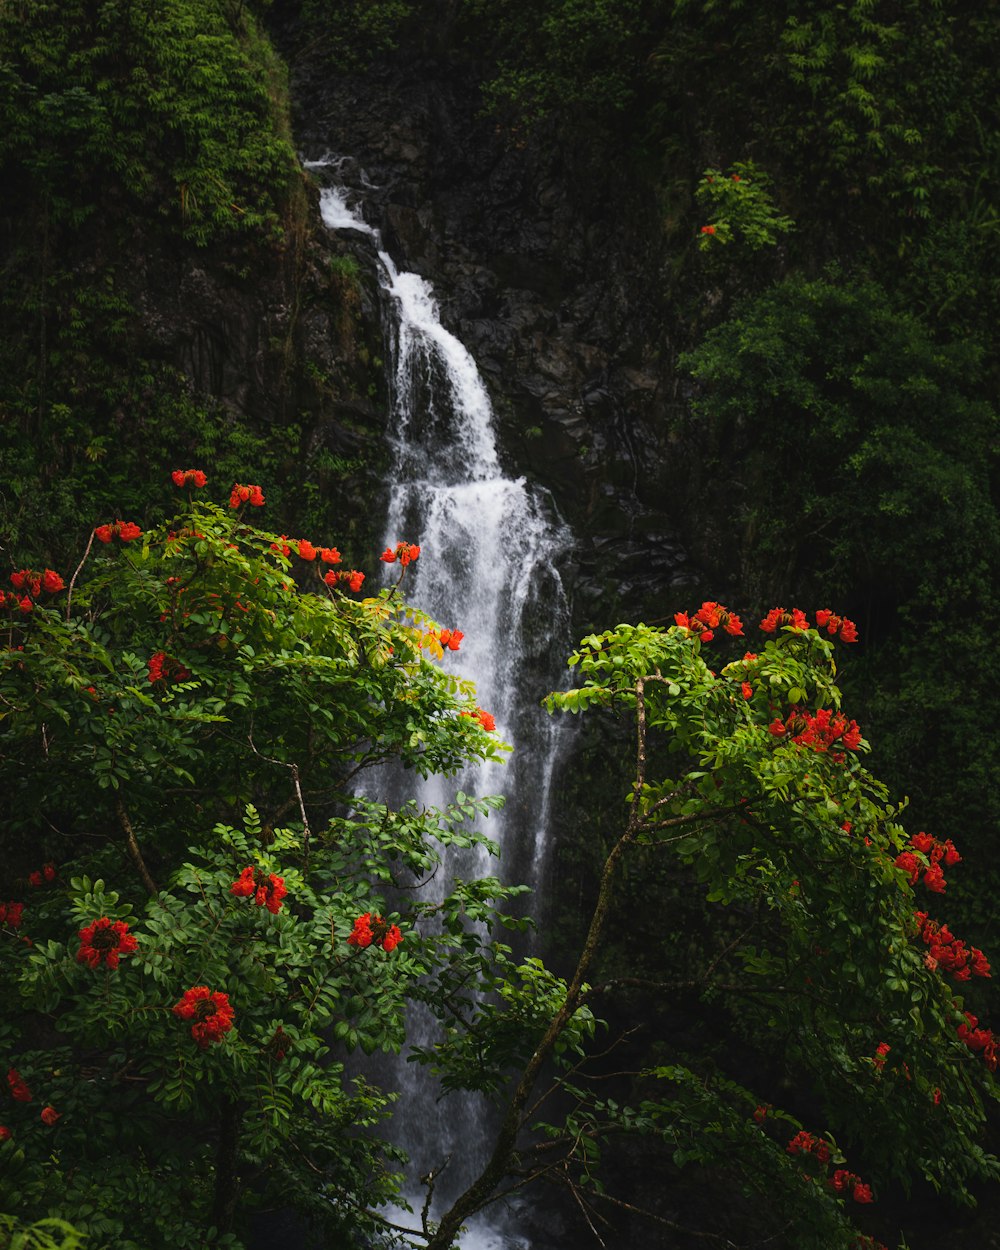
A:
[65,527,96,622]
[116,797,158,896]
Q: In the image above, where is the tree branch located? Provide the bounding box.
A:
[116,797,158,896]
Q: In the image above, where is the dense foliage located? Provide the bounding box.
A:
[0,477,523,1247]
[0,0,366,568]
[3,491,997,1249]
[4,1,1000,1245]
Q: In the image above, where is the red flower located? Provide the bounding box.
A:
[786,1129,815,1155]
[470,707,496,732]
[0,902,25,929]
[924,863,946,893]
[347,913,373,948]
[320,547,342,565]
[147,652,190,685]
[172,986,235,1048]
[230,866,287,915]
[439,629,464,651]
[895,851,920,883]
[759,607,810,633]
[0,1126,10,1142]
[700,225,716,235]
[296,539,317,561]
[10,569,41,596]
[753,1104,769,1123]
[380,541,421,566]
[324,570,366,593]
[77,917,139,969]
[171,469,207,488]
[347,912,403,952]
[229,483,265,508]
[8,568,64,598]
[94,520,142,543]
[814,609,859,643]
[675,601,743,640]
[40,1105,60,1125]
[7,1069,31,1102]
[270,536,292,557]
[741,682,753,700]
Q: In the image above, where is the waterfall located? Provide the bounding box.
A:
[311,159,574,1244]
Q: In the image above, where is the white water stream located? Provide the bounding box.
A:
[312,160,573,1246]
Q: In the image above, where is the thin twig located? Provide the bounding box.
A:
[247,731,312,866]
[66,528,95,621]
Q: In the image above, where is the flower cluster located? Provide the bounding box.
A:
[7,1068,31,1102]
[0,590,32,615]
[347,912,403,952]
[324,569,365,593]
[40,1105,60,1125]
[895,832,960,894]
[815,609,858,643]
[147,651,191,685]
[171,468,207,488]
[872,1041,891,1072]
[767,706,863,756]
[77,917,139,969]
[915,912,989,980]
[957,1012,998,1070]
[674,600,743,642]
[830,1169,873,1203]
[461,706,496,732]
[27,863,56,887]
[94,520,142,543]
[230,866,287,915]
[172,986,236,1048]
[3,567,65,613]
[759,606,810,633]
[380,541,420,566]
[787,1130,873,1202]
[0,902,25,929]
[438,628,463,651]
[229,483,265,508]
[786,1129,831,1163]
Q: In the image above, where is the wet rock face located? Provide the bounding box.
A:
[285,53,697,627]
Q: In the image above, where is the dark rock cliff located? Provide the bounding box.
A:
[283,52,700,631]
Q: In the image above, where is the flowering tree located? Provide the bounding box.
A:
[0,474,525,1247]
[423,604,1000,1250]
[1,477,997,1249]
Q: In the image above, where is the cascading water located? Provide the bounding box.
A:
[310,158,574,1244]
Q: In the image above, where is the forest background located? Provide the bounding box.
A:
[1,0,998,1248]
